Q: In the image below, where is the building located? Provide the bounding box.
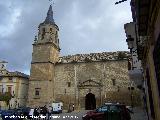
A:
[27,5,140,110]
[0,60,29,109]
[125,0,160,120]
[124,22,143,87]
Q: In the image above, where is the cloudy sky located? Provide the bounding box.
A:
[0,0,132,75]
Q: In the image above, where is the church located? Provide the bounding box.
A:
[27,5,139,110]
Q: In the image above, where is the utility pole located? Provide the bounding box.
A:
[115,0,128,5]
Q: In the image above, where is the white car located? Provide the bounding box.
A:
[52,102,63,114]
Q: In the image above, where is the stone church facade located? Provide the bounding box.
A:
[27,5,139,110]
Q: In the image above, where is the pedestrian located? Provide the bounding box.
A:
[34,107,39,120]
[29,108,34,120]
[48,106,52,120]
[72,104,74,111]
[43,105,48,120]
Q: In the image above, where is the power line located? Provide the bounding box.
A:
[115,0,128,5]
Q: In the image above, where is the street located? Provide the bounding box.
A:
[49,111,86,120]
[48,107,147,120]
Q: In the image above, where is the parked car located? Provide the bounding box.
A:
[0,110,5,119]
[82,103,131,120]
[126,106,134,113]
[0,107,31,120]
[1,109,20,120]
[16,107,31,119]
[52,102,63,114]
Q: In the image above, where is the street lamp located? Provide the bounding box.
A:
[126,35,135,70]
[126,35,134,50]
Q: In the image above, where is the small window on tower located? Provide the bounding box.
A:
[67,82,71,87]
[42,28,45,39]
[50,28,52,33]
[55,31,58,43]
[112,79,116,86]
[35,90,39,96]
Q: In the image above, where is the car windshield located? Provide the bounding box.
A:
[109,105,119,111]
[96,106,108,112]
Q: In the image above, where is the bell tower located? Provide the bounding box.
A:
[28,5,60,107]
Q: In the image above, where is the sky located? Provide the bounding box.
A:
[0,0,132,75]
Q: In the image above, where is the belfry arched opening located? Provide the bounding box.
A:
[85,93,96,110]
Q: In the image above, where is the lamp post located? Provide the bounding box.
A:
[126,35,134,70]
[126,35,134,50]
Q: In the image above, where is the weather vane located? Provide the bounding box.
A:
[49,0,54,5]
[115,0,128,5]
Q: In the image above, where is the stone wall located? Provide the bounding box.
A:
[54,59,135,110]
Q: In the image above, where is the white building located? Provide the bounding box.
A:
[0,60,29,109]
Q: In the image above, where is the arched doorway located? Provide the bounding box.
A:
[85,93,96,110]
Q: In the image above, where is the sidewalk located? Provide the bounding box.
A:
[131,107,148,120]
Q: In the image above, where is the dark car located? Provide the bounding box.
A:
[82,103,131,120]
[1,109,20,120]
[0,107,31,120]
[16,107,31,119]
[18,107,31,116]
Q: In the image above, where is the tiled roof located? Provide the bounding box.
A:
[58,51,130,64]
[0,71,29,79]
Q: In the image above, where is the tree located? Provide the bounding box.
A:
[0,92,12,106]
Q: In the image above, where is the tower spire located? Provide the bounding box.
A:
[44,5,55,24]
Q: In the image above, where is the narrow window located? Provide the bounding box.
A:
[67,82,71,87]
[42,28,45,39]
[55,31,58,43]
[7,86,12,94]
[35,90,39,96]
[35,88,41,96]
[112,79,116,86]
[131,87,134,90]
[50,28,52,33]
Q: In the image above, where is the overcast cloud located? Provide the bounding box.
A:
[0,0,132,75]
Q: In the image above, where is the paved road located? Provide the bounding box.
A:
[49,108,147,120]
[131,107,148,120]
[32,107,147,120]
[50,111,87,120]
